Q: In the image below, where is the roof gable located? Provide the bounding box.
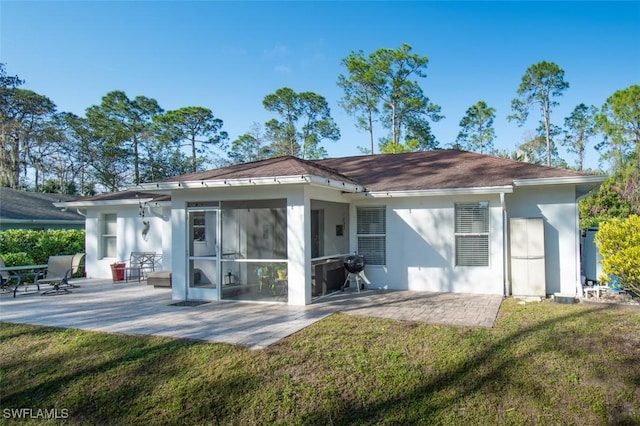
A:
[159,156,360,186]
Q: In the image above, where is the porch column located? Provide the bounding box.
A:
[287,192,311,305]
[171,201,187,301]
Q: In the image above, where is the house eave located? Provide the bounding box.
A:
[513,175,606,187]
[134,175,365,193]
[53,198,169,208]
[345,185,514,199]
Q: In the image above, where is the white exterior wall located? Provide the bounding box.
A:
[351,194,505,295]
[505,185,579,296]
[84,209,99,276]
[84,204,169,279]
[81,181,584,303]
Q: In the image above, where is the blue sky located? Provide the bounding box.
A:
[1,1,639,171]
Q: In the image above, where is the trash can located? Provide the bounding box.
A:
[111,263,126,282]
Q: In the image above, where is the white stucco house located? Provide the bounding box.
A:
[56,150,605,305]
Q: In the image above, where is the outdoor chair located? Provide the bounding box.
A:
[124,252,160,282]
[583,285,607,298]
[0,257,22,296]
[36,255,74,295]
[67,252,86,288]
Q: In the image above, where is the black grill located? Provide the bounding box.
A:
[344,254,366,274]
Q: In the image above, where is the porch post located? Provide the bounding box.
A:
[287,190,311,305]
[171,201,187,301]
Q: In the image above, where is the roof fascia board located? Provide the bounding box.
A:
[345,185,514,199]
[135,175,364,193]
[53,198,165,208]
[306,175,363,193]
[513,175,606,187]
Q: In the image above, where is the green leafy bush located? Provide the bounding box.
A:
[579,176,633,229]
[1,252,35,267]
[595,215,640,295]
[0,229,85,265]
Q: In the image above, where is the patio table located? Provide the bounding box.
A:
[0,264,47,298]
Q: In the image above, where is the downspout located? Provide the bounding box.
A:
[501,192,510,297]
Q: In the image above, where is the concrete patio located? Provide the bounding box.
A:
[0,278,503,350]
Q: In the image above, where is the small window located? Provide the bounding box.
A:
[357,206,386,265]
[101,213,117,259]
[455,202,489,267]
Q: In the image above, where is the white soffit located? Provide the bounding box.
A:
[53,198,169,208]
[134,175,364,193]
[513,175,606,187]
[346,185,514,199]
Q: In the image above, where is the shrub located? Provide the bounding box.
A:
[595,215,640,295]
[0,229,85,265]
[579,177,633,229]
[1,252,35,267]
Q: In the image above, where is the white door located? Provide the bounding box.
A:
[527,218,545,258]
[187,209,219,300]
[510,218,546,297]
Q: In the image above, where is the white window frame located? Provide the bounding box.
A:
[356,206,386,266]
[101,213,117,259]
[454,202,490,267]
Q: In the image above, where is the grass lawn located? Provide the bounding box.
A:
[1,298,639,425]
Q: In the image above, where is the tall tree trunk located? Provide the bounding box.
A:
[0,124,19,188]
[133,133,140,185]
[577,133,584,171]
[191,135,197,172]
[34,164,40,191]
[391,102,397,153]
[368,111,374,155]
[12,135,20,188]
[543,103,551,167]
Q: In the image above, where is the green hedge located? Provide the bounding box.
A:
[0,229,85,266]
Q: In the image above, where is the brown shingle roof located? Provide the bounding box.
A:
[154,150,597,192]
[316,150,592,192]
[77,150,600,205]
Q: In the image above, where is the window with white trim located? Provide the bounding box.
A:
[101,213,117,259]
[357,206,386,265]
[455,202,489,267]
